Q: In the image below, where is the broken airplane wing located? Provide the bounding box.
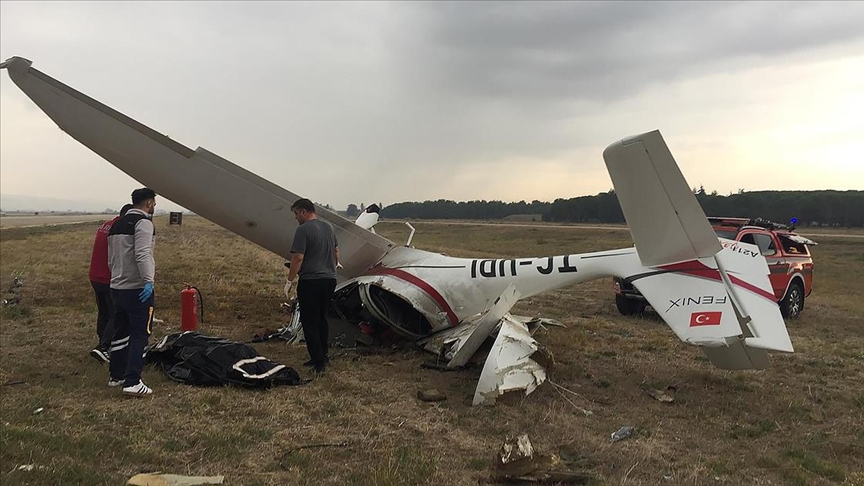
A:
[0,56,393,280]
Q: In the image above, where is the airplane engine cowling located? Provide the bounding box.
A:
[333,275,451,339]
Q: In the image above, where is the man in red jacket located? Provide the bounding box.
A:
[88,204,132,363]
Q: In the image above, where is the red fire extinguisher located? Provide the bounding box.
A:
[180,285,204,331]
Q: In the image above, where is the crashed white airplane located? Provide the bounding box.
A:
[1,57,794,405]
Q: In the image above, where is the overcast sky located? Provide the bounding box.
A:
[1,1,862,212]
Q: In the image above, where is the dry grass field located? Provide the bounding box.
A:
[1,216,862,485]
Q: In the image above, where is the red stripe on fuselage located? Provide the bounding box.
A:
[365,266,459,326]
[658,261,776,302]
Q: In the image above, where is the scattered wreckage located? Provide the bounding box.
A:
[3,56,796,405]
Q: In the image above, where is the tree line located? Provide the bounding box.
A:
[376,189,864,227]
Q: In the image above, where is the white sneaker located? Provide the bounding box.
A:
[122,381,153,396]
[107,377,124,387]
[90,349,110,364]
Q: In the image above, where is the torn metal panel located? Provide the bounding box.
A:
[447,284,520,368]
[419,285,521,365]
[417,311,482,356]
[512,315,566,328]
[473,315,548,406]
[512,315,567,337]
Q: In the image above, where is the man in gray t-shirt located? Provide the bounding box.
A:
[285,198,340,373]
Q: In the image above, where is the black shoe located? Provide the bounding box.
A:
[313,364,326,374]
[90,348,110,364]
[303,356,330,367]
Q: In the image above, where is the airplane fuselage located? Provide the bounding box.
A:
[335,245,642,338]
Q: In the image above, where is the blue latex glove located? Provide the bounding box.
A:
[139,282,154,302]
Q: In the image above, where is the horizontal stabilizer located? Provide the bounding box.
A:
[603,131,721,267]
[702,342,770,370]
[629,239,792,370]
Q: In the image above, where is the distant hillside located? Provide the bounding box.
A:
[381,190,864,227]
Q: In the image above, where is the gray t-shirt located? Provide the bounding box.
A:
[291,219,338,280]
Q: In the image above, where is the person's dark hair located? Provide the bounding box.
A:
[131,188,156,206]
[120,204,134,216]
[290,198,315,213]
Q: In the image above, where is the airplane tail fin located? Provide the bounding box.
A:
[603,131,721,267]
[603,131,793,369]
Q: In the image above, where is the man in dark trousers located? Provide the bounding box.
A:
[285,198,339,374]
[88,204,133,364]
[107,188,157,396]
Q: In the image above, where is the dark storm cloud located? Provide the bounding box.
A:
[396,2,864,106]
[2,1,862,209]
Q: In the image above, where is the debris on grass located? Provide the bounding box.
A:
[127,473,225,485]
[610,426,635,443]
[493,434,594,484]
[646,388,675,403]
[32,407,44,415]
[2,276,23,306]
[473,317,548,406]
[496,434,539,478]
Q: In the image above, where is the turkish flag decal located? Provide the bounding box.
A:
[690,311,722,327]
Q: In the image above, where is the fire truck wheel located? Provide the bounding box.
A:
[780,281,804,319]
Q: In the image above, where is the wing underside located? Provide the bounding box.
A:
[2,57,394,279]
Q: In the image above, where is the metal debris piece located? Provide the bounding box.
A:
[610,426,635,443]
[448,285,520,368]
[496,434,537,478]
[417,388,447,402]
[473,316,548,406]
[32,407,44,415]
[494,435,594,484]
[127,473,225,486]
